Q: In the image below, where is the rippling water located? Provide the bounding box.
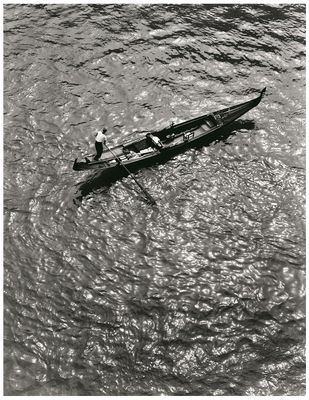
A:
[3,3,305,395]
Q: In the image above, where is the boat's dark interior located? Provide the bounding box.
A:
[123,114,219,154]
[123,138,149,153]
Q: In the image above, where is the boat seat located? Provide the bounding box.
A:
[140,147,154,155]
[183,131,194,142]
[205,115,217,128]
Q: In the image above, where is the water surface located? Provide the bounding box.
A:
[3,3,305,395]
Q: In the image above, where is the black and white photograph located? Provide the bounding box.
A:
[3,0,305,396]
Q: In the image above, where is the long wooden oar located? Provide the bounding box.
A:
[105,144,156,205]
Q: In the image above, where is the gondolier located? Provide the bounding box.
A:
[94,128,107,160]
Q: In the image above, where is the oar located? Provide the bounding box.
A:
[105,144,156,206]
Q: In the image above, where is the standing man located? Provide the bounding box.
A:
[94,128,107,161]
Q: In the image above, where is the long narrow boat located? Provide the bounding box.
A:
[73,88,266,173]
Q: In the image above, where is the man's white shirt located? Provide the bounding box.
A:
[96,131,106,143]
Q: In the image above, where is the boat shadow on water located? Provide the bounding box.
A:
[73,119,256,206]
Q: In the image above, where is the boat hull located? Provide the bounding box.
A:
[73,88,266,174]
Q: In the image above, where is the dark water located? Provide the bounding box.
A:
[3,3,305,396]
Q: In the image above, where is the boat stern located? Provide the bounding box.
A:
[73,158,84,171]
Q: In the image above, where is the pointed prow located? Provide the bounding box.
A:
[254,87,266,106]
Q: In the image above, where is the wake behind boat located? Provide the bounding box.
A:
[73,88,266,173]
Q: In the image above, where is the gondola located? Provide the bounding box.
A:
[73,88,266,173]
